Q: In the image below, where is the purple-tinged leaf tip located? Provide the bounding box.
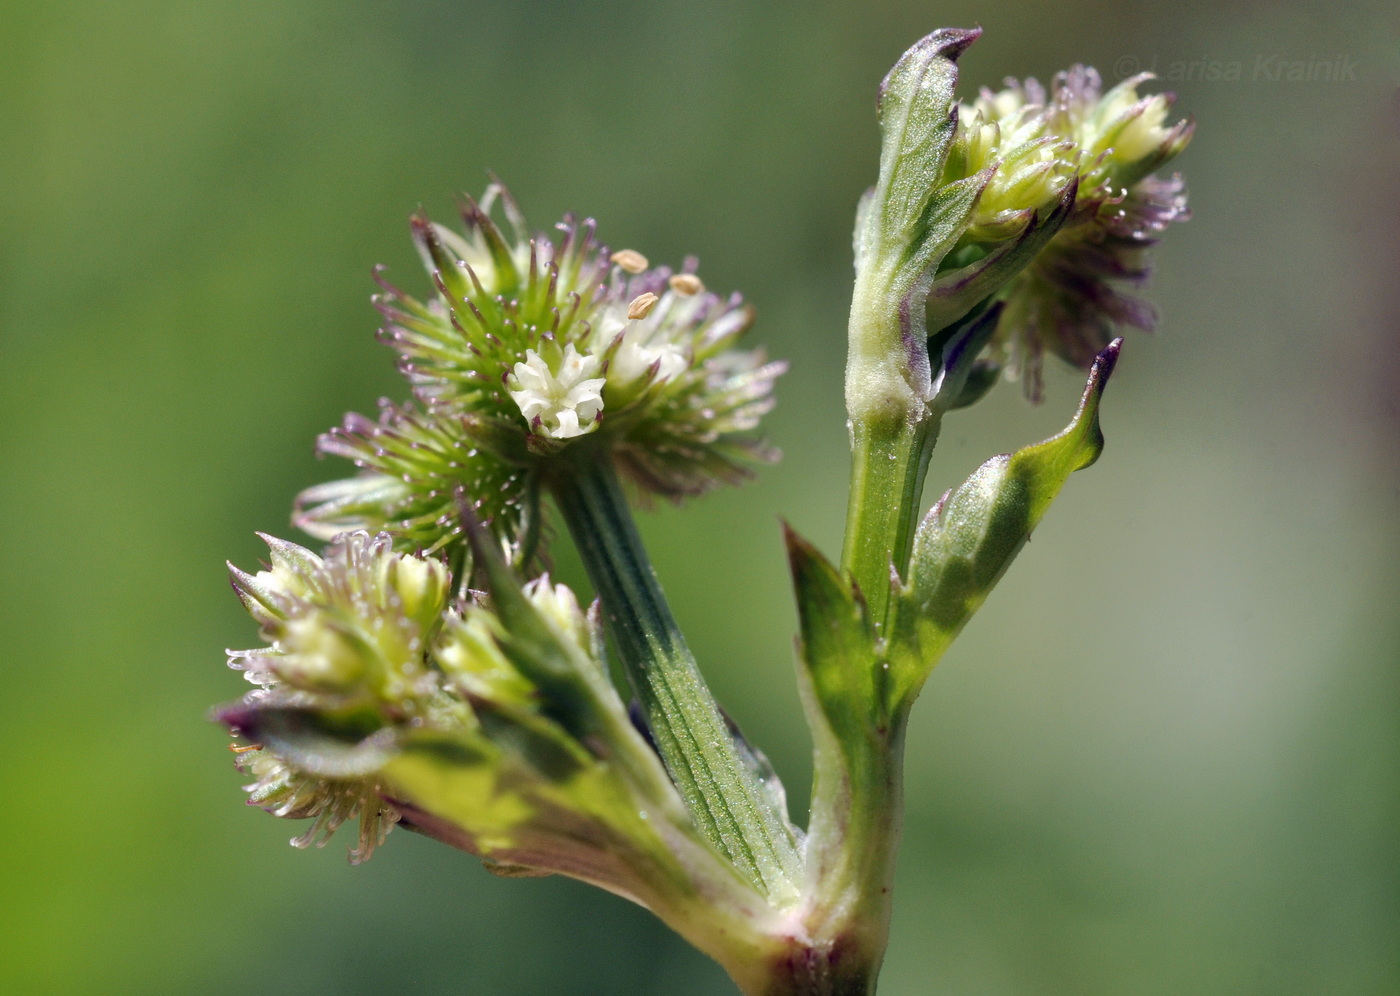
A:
[1087,338,1122,398]
[877,26,981,110]
[908,26,982,61]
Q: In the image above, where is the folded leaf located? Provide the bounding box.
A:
[888,339,1121,705]
[785,524,896,873]
[869,27,981,263]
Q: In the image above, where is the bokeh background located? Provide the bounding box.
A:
[2,1,1396,993]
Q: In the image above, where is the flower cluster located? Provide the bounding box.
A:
[219,530,716,895]
[943,67,1193,398]
[295,183,784,565]
[223,530,453,861]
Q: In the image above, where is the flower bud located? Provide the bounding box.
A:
[279,613,367,692]
[522,574,591,656]
[387,553,450,631]
[926,64,1193,400]
[218,527,778,975]
[226,532,446,705]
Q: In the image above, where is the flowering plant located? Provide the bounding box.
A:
[214,26,1190,994]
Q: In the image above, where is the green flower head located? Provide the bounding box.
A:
[845,28,1191,422]
[940,66,1194,399]
[221,530,654,862]
[296,183,784,564]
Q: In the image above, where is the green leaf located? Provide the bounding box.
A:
[784,524,908,957]
[217,704,399,779]
[894,170,992,303]
[785,523,881,746]
[846,29,989,425]
[888,340,1121,705]
[870,28,981,257]
[384,726,786,995]
[384,728,594,859]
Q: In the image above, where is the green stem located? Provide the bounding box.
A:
[781,717,907,996]
[840,415,938,627]
[548,450,800,901]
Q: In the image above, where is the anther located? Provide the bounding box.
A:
[611,249,649,274]
[627,292,660,320]
[668,273,704,296]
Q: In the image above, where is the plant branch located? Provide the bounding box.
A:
[548,449,800,902]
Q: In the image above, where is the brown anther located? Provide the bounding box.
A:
[627,292,660,320]
[611,249,649,274]
[668,273,704,296]
[229,742,264,753]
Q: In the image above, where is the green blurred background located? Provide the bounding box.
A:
[2,1,1396,993]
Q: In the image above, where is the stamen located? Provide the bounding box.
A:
[668,274,704,296]
[611,249,649,274]
[627,293,660,320]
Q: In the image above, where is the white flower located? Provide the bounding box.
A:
[507,344,607,439]
[602,292,692,387]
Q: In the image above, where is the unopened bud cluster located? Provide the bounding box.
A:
[944,67,1193,397]
[225,531,453,862]
[847,28,1191,427]
[222,530,707,899]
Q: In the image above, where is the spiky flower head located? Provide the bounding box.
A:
[941,67,1193,399]
[297,182,784,562]
[223,531,454,861]
[227,530,452,703]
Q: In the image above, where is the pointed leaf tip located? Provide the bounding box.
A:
[1047,335,1122,475]
[893,341,1125,694]
[876,25,980,117]
[913,25,982,60]
[1092,337,1123,387]
[783,521,870,620]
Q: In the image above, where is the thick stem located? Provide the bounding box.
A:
[840,415,937,627]
[792,714,908,996]
[548,450,800,902]
[825,291,939,991]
